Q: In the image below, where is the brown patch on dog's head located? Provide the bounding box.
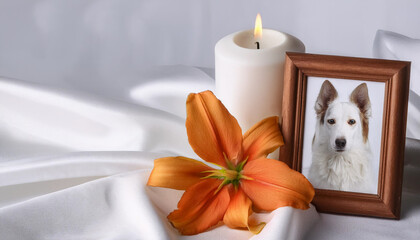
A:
[350,83,371,142]
[314,80,338,124]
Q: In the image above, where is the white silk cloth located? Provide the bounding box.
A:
[0,66,319,240]
[373,30,420,140]
[1,66,419,239]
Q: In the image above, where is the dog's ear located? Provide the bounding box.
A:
[350,83,371,142]
[315,80,338,123]
[350,83,371,117]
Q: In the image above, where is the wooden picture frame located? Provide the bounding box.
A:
[279,52,410,219]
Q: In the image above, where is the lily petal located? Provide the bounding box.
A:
[168,178,231,235]
[241,158,314,211]
[223,187,267,234]
[147,157,213,190]
[242,116,284,162]
[186,91,242,167]
[223,187,251,229]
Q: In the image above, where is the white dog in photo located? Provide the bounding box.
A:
[308,80,375,193]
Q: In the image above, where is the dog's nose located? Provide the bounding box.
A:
[335,138,346,149]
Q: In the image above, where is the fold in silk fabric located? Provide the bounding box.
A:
[0,67,319,240]
[373,30,420,139]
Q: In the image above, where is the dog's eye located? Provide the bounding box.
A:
[327,119,335,124]
[348,119,356,125]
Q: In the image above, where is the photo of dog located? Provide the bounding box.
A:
[308,80,375,192]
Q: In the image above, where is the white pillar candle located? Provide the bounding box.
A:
[215,26,305,133]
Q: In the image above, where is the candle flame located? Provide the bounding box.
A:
[254,13,262,40]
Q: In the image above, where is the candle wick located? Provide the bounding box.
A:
[255,41,260,49]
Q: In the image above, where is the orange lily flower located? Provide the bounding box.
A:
[147,91,314,235]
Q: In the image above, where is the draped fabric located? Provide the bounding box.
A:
[1,66,419,240]
[0,67,319,240]
[374,30,420,139]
